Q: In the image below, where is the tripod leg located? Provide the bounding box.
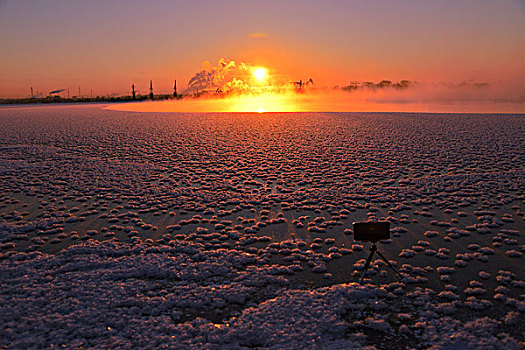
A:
[376,250,403,279]
[360,250,375,284]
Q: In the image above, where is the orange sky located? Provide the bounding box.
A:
[0,0,524,111]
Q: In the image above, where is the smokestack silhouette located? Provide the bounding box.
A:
[173,79,177,98]
[132,84,136,100]
[149,80,154,99]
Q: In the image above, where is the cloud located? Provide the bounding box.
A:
[249,33,268,38]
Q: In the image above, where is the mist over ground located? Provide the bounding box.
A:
[107,58,525,113]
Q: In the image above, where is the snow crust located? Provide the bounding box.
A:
[0,108,523,348]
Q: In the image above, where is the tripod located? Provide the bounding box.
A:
[360,243,403,284]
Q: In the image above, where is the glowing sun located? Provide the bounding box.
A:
[252,67,267,82]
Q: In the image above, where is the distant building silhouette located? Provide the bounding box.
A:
[173,79,177,98]
[149,80,154,99]
[132,84,136,100]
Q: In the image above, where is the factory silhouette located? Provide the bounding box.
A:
[131,80,179,101]
[1,79,181,105]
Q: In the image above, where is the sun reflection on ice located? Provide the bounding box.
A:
[227,92,302,113]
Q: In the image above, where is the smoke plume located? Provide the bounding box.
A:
[185,58,255,94]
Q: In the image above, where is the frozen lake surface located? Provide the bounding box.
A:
[0,105,523,348]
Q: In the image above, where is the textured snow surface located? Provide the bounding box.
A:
[0,240,522,349]
[0,107,523,348]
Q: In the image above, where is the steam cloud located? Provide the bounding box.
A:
[338,80,525,105]
[185,58,256,94]
[173,57,525,113]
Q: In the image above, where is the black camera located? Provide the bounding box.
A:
[353,222,390,243]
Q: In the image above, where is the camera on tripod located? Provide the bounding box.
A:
[353,222,390,242]
[353,221,403,283]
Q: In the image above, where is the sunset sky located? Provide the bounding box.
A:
[1,0,524,102]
